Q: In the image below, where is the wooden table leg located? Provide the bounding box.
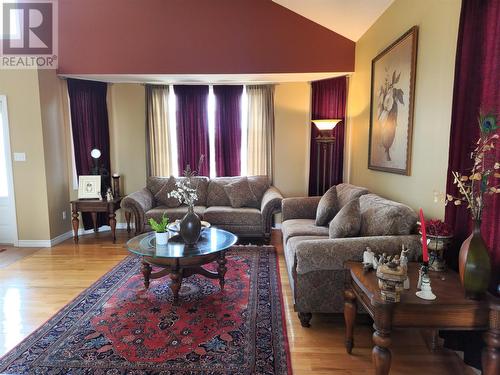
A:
[109,211,117,243]
[141,261,152,289]
[170,268,183,303]
[372,308,393,375]
[71,209,79,243]
[91,212,98,233]
[125,211,132,233]
[483,297,500,375]
[217,251,227,290]
[344,289,357,354]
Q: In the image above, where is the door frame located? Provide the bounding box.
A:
[0,95,18,245]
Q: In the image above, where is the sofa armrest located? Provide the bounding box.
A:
[282,196,321,222]
[293,235,421,274]
[261,186,283,237]
[120,188,154,234]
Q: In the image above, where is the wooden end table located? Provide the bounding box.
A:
[344,262,500,375]
[70,197,129,243]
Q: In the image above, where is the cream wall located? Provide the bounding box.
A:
[346,0,461,219]
[0,70,51,241]
[107,83,147,223]
[274,82,311,197]
[38,70,72,238]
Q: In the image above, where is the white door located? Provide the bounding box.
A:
[0,96,18,245]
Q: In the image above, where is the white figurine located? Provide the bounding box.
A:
[106,188,113,202]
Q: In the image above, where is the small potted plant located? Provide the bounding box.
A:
[148,214,169,246]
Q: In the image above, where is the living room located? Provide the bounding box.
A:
[0,0,499,374]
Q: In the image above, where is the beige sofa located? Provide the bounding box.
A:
[121,175,283,240]
[281,183,422,327]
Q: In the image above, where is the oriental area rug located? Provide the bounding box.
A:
[0,246,291,375]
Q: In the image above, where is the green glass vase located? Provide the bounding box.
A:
[458,220,491,299]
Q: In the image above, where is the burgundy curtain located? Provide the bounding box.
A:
[214,85,243,176]
[174,85,210,176]
[444,0,500,292]
[308,76,347,196]
[67,78,111,229]
[442,0,500,369]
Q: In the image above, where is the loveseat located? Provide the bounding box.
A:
[121,175,283,240]
[281,183,422,327]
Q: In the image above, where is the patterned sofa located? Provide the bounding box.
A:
[281,183,421,327]
[121,175,283,240]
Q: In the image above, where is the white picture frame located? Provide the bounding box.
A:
[78,175,101,199]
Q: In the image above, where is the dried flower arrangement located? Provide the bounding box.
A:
[446,114,500,220]
[168,155,205,207]
[422,219,453,237]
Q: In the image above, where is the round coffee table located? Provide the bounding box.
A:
[126,228,237,302]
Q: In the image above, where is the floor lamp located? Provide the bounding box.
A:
[312,119,342,196]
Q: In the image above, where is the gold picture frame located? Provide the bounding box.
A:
[78,175,101,199]
[368,26,418,175]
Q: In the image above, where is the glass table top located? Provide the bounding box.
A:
[126,228,238,259]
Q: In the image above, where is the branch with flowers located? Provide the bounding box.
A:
[446,113,500,220]
[168,155,205,207]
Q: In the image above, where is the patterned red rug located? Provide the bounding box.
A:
[0,246,291,374]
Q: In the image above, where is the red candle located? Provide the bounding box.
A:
[419,208,429,263]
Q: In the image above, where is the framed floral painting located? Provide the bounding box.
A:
[368,26,418,175]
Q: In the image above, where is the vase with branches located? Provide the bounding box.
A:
[168,155,205,245]
[446,113,499,298]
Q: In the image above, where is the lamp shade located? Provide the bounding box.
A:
[90,148,101,159]
[312,119,342,131]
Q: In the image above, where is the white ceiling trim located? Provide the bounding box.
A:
[272,0,395,41]
[58,72,350,85]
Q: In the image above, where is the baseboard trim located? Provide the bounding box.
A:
[16,222,134,248]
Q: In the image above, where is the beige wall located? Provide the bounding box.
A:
[38,70,72,238]
[108,84,147,223]
[346,0,461,219]
[274,82,311,197]
[0,70,51,241]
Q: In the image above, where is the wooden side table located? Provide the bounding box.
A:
[70,197,128,243]
[344,262,500,375]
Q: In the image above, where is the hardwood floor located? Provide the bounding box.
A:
[0,229,474,374]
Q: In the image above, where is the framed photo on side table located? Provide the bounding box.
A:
[78,175,101,199]
[368,26,418,175]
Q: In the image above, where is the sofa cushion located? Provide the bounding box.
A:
[282,219,329,244]
[147,176,169,196]
[145,205,206,223]
[247,175,271,207]
[336,183,369,209]
[315,186,339,226]
[223,177,258,208]
[207,177,240,206]
[329,198,361,238]
[359,194,417,236]
[204,206,262,226]
[154,176,181,208]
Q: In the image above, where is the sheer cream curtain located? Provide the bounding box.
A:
[246,85,275,181]
[146,85,172,176]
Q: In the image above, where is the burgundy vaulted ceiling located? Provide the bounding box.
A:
[58,0,354,74]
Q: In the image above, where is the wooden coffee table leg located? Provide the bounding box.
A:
[344,289,357,354]
[141,261,152,289]
[170,269,183,303]
[217,251,227,290]
[372,309,393,375]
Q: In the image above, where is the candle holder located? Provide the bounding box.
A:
[112,174,121,198]
[416,263,436,300]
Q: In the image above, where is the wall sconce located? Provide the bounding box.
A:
[312,119,342,195]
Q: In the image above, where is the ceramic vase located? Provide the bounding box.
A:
[155,231,168,246]
[180,205,201,245]
[459,220,491,299]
